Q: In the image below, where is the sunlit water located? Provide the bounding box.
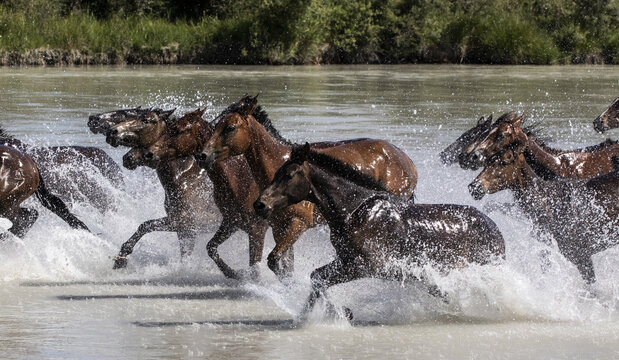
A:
[0,65,617,359]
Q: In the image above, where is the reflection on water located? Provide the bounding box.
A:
[0,65,618,359]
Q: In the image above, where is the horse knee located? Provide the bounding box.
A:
[267,252,280,274]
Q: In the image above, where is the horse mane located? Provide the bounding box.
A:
[0,125,14,140]
[252,105,293,145]
[292,146,388,193]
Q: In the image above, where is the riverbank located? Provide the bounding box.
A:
[0,1,617,66]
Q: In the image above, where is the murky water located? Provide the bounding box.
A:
[0,65,617,359]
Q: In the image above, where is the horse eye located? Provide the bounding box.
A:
[224,125,236,134]
[500,160,508,166]
[141,118,149,124]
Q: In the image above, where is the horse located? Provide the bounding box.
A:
[126,107,269,279]
[97,109,219,269]
[254,144,505,320]
[593,97,619,133]
[87,107,175,135]
[439,114,493,165]
[459,112,619,179]
[0,145,90,237]
[198,95,418,277]
[468,143,618,284]
[0,127,124,212]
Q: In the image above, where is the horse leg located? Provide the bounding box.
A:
[206,221,239,280]
[113,217,173,269]
[8,208,38,238]
[268,217,309,278]
[177,229,198,260]
[575,256,596,284]
[247,223,268,280]
[299,259,360,321]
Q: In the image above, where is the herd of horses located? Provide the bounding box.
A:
[1,94,617,320]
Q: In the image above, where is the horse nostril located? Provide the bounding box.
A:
[199,153,207,161]
[145,152,153,160]
[254,201,265,211]
[110,129,118,135]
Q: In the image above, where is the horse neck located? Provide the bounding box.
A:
[155,157,200,195]
[306,163,379,232]
[525,138,563,177]
[245,117,291,188]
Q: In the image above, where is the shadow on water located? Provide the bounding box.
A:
[133,319,299,329]
[55,289,257,301]
[21,276,236,288]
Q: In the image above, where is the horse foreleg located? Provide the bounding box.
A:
[8,208,38,238]
[574,256,596,284]
[113,217,173,269]
[269,217,310,279]
[248,222,268,266]
[206,222,239,279]
[299,259,360,322]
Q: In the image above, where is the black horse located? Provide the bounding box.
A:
[254,144,505,320]
[439,115,493,165]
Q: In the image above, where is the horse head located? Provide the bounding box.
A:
[459,112,526,170]
[439,114,493,165]
[253,143,312,218]
[142,108,211,168]
[593,97,619,133]
[198,95,259,168]
[106,108,175,148]
[468,148,524,200]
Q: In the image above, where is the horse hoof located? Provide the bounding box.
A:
[113,256,128,269]
[342,307,354,321]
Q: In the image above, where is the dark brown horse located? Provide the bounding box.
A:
[0,145,90,237]
[459,112,619,179]
[439,115,493,165]
[99,109,219,269]
[0,127,124,212]
[88,107,175,135]
[254,144,505,320]
[128,108,269,279]
[593,97,619,133]
[198,95,418,277]
[468,143,618,283]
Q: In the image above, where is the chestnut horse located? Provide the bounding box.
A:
[468,135,618,283]
[0,127,124,212]
[459,112,619,179]
[593,97,619,133]
[198,95,418,277]
[96,109,219,269]
[439,114,493,165]
[0,145,90,237]
[254,144,504,320]
[126,108,269,279]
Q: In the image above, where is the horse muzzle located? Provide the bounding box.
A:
[253,199,273,219]
[195,151,218,169]
[468,181,487,200]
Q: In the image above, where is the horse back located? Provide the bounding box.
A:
[0,146,39,212]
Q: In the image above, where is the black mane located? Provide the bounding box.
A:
[292,146,388,193]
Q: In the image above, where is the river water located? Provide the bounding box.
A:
[0,65,617,359]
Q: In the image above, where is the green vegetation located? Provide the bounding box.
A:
[0,0,617,65]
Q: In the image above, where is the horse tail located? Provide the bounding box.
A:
[35,174,91,232]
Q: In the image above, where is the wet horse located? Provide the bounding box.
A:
[199,95,418,277]
[126,108,269,279]
[254,144,505,320]
[0,145,90,237]
[468,132,618,283]
[459,112,619,179]
[88,107,175,135]
[439,114,493,165]
[99,109,219,269]
[593,97,619,133]
[0,127,124,212]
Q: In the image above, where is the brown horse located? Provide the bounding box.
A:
[99,109,219,269]
[459,112,619,179]
[439,114,493,165]
[128,108,269,279]
[198,95,418,277]
[88,107,175,135]
[0,128,124,212]
[254,144,505,320]
[593,97,619,133]
[468,144,618,283]
[0,145,90,237]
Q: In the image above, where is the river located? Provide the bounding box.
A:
[0,65,617,359]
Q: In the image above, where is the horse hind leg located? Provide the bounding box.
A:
[8,208,38,238]
[113,217,173,269]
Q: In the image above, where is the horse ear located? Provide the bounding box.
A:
[240,95,259,117]
[198,107,207,117]
[512,114,523,128]
[162,108,176,118]
[477,116,486,125]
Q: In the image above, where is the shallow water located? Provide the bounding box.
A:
[0,65,617,359]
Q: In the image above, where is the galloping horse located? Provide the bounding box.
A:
[439,115,493,165]
[467,117,618,283]
[97,108,219,269]
[0,145,90,237]
[254,144,505,320]
[593,97,619,133]
[0,127,124,212]
[198,95,418,277]
[459,112,619,179]
[125,108,269,279]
